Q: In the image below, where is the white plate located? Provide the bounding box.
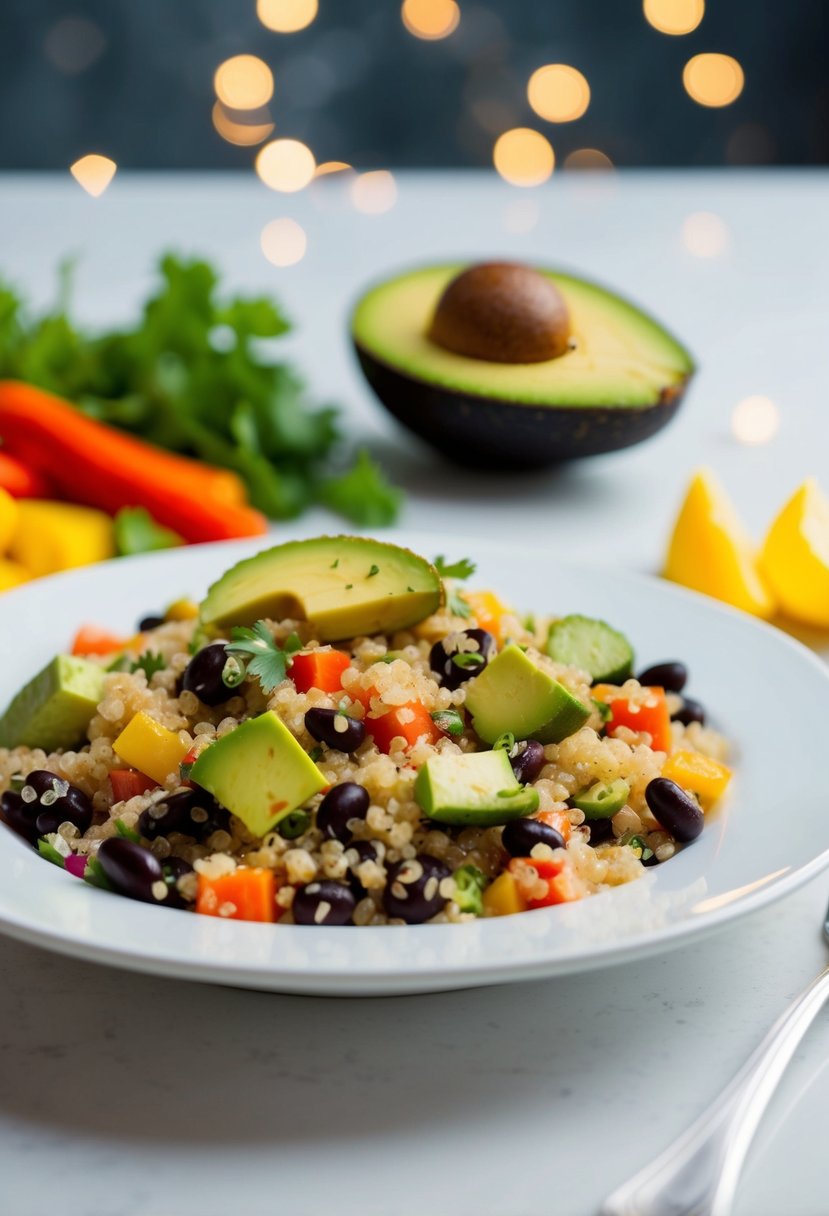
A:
[1,530,828,996]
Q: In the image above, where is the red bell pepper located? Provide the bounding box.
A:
[290,649,350,694]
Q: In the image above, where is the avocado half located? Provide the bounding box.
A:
[351,264,694,469]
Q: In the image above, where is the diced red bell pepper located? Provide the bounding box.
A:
[290,649,350,694]
[71,623,128,657]
[109,768,158,802]
[599,687,672,752]
[349,684,442,753]
[509,856,581,909]
[196,867,277,922]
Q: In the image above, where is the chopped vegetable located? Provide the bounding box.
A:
[165,598,199,622]
[318,449,401,526]
[37,838,66,867]
[114,819,142,843]
[276,810,310,840]
[109,768,158,802]
[113,711,189,786]
[452,864,487,915]
[351,685,442,753]
[460,589,510,641]
[430,708,464,736]
[9,499,115,577]
[71,624,129,657]
[114,507,183,556]
[290,649,351,694]
[482,871,527,916]
[546,614,634,684]
[0,381,268,545]
[0,450,51,498]
[596,686,672,753]
[570,778,630,820]
[129,651,166,681]
[536,808,573,842]
[195,867,277,922]
[434,554,476,618]
[224,621,302,695]
[661,749,732,803]
[509,856,581,908]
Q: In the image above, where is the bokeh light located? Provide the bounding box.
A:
[315,160,352,176]
[731,396,780,446]
[564,147,614,170]
[683,53,744,107]
[69,153,116,197]
[261,217,307,266]
[527,64,590,123]
[44,16,106,75]
[493,128,554,187]
[214,55,274,110]
[643,0,705,36]
[211,102,274,146]
[351,170,398,213]
[255,138,316,191]
[681,210,730,257]
[257,0,318,33]
[401,0,461,41]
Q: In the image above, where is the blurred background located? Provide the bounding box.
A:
[2,0,827,178]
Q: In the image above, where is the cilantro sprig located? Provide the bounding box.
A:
[224,621,302,694]
[434,554,477,618]
[130,651,166,680]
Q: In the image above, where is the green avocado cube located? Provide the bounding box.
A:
[465,644,590,745]
[189,710,327,838]
[414,749,539,826]
[0,654,106,751]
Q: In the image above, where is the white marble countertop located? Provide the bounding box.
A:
[1,169,828,1216]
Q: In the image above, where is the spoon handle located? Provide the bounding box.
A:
[600,963,829,1216]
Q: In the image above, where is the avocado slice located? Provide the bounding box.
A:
[465,644,590,745]
[0,655,105,751]
[414,749,539,826]
[352,263,694,469]
[200,535,442,639]
[189,710,327,838]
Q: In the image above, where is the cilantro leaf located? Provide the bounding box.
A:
[433,556,476,580]
[224,622,301,694]
[130,651,166,680]
[446,588,473,619]
[114,508,183,557]
[318,449,402,526]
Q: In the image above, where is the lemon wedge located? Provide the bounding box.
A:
[664,468,775,618]
[0,558,30,592]
[761,478,829,627]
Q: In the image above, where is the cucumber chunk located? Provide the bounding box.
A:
[546,615,634,683]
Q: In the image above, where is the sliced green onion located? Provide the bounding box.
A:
[114,818,141,843]
[431,708,464,736]
[277,810,311,840]
[492,731,515,752]
[221,654,247,688]
[451,652,485,670]
[37,838,66,868]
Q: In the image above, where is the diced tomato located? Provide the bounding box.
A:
[598,686,672,752]
[290,649,350,694]
[109,768,158,802]
[509,856,581,909]
[195,867,277,923]
[71,623,128,657]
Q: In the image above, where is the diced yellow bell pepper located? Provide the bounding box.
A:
[662,749,732,804]
[761,478,829,628]
[664,469,775,619]
[165,597,199,622]
[113,711,189,786]
[0,487,18,552]
[482,871,528,917]
[461,590,511,641]
[9,500,115,578]
[0,557,30,591]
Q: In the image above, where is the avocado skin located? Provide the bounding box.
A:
[354,343,690,470]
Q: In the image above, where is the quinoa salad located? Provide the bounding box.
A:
[0,536,732,927]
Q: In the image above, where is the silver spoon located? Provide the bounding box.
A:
[601,898,829,1216]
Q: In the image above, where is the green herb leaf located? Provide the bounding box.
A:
[114,508,183,557]
[433,556,476,581]
[318,449,402,526]
[114,818,141,843]
[130,651,166,680]
[37,838,66,868]
[430,708,464,736]
[225,620,297,694]
[367,564,380,578]
[308,746,323,762]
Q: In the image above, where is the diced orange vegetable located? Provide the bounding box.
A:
[509,856,581,909]
[109,768,159,802]
[483,871,528,917]
[71,624,129,656]
[596,686,672,752]
[461,589,510,641]
[350,684,442,754]
[662,749,732,803]
[536,808,572,842]
[196,867,277,923]
[290,649,350,694]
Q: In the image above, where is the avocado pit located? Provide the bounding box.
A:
[428,261,571,364]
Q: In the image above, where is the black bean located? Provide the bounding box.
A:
[138,614,165,632]
[585,818,615,846]
[429,629,496,691]
[0,791,39,845]
[19,770,93,836]
[645,777,704,843]
[304,708,366,752]
[97,838,168,904]
[672,697,706,727]
[180,643,235,707]
[293,880,356,926]
[501,817,565,856]
[383,854,451,924]
[317,782,370,842]
[138,787,229,842]
[510,740,546,785]
[637,661,688,693]
[346,839,382,898]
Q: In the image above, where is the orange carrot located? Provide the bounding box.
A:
[597,687,672,752]
[536,808,572,842]
[109,769,158,802]
[196,867,277,922]
[71,623,129,656]
[0,381,266,543]
[350,684,442,753]
[0,450,53,498]
[290,649,350,694]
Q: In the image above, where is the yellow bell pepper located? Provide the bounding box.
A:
[482,871,528,917]
[9,500,115,578]
[0,486,18,551]
[461,590,511,641]
[761,478,829,628]
[165,597,199,622]
[662,749,732,803]
[0,557,30,591]
[113,711,189,785]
